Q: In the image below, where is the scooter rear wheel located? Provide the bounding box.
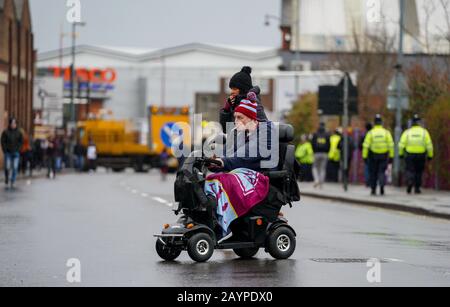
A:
[267,227,296,260]
[156,239,182,261]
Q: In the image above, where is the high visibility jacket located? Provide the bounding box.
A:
[362,125,394,159]
[399,125,433,158]
[295,142,314,165]
[328,134,341,162]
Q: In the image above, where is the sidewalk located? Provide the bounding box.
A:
[1,168,73,184]
[300,182,450,220]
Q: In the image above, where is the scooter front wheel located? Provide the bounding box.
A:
[156,238,182,261]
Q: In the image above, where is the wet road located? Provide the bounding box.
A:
[1,170,450,287]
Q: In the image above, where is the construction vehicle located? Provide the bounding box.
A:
[77,106,190,172]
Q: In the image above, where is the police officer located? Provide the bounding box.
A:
[295,134,314,182]
[328,127,342,182]
[362,115,394,196]
[311,123,330,189]
[399,114,434,194]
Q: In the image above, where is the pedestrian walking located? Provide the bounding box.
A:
[86,139,97,172]
[295,134,314,182]
[360,123,373,187]
[311,123,330,189]
[54,136,65,172]
[399,114,434,194]
[33,139,44,171]
[73,139,86,172]
[362,115,394,196]
[1,118,23,189]
[20,130,33,178]
[160,147,170,181]
[46,136,57,179]
[327,127,342,182]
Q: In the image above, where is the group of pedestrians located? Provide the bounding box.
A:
[295,114,434,196]
[296,123,354,189]
[1,117,98,189]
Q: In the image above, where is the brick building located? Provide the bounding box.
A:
[0,0,35,166]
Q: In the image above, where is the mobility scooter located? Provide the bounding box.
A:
[155,124,301,263]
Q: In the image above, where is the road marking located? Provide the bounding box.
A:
[152,197,168,204]
[152,197,173,207]
[131,189,138,194]
[384,258,405,263]
[141,193,149,198]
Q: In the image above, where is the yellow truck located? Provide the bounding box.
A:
[77,106,190,172]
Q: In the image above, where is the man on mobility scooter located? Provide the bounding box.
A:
[155,67,300,263]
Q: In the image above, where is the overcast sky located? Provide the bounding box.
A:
[29,0,281,53]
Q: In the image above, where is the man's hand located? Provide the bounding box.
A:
[207,158,224,170]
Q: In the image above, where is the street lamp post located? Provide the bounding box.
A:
[70,21,86,127]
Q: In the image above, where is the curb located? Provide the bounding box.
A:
[301,191,450,221]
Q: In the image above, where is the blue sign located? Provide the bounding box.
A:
[64,82,115,91]
[160,122,183,148]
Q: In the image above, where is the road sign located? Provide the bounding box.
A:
[387,73,409,110]
[160,122,183,148]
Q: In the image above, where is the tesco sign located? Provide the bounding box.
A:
[50,67,117,90]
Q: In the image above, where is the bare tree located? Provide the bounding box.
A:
[329,16,397,124]
[438,0,450,73]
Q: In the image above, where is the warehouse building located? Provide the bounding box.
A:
[37,43,347,127]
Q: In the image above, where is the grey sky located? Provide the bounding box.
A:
[29,0,281,53]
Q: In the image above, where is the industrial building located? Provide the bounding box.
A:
[36,43,345,126]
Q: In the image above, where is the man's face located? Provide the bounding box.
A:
[234,112,257,132]
[10,121,17,130]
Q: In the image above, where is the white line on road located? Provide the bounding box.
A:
[141,193,149,198]
[152,197,168,204]
[384,258,405,263]
[152,197,173,207]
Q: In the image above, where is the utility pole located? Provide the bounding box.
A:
[293,0,301,99]
[161,51,166,107]
[393,0,406,186]
[69,22,86,127]
[70,22,76,125]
